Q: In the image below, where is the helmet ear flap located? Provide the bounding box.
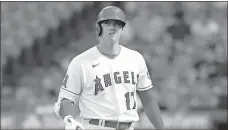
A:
[95,23,100,37]
[95,22,102,37]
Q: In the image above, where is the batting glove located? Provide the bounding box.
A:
[64,115,85,130]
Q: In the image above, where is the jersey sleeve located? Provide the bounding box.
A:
[136,52,153,91]
[58,57,84,102]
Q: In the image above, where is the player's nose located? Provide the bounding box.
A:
[110,24,116,30]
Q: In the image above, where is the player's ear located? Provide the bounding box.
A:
[121,23,125,33]
[121,28,124,35]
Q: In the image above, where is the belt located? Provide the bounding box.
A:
[89,119,133,129]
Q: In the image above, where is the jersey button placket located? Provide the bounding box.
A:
[109,60,121,121]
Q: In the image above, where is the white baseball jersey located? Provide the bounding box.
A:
[59,45,153,122]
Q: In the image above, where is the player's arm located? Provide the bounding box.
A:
[137,88,164,129]
[54,57,83,120]
[136,53,164,129]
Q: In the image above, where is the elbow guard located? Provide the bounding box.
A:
[54,88,79,119]
[54,98,75,119]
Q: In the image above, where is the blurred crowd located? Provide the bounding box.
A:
[1,2,227,129]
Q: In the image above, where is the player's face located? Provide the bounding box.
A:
[100,20,124,44]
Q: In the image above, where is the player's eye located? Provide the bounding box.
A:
[115,23,120,26]
[114,22,122,28]
[103,21,111,25]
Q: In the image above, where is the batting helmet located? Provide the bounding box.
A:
[96,6,126,37]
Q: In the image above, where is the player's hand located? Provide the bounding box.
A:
[64,115,85,130]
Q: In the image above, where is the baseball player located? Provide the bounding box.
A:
[54,6,164,130]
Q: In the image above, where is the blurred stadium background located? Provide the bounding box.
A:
[1,1,227,129]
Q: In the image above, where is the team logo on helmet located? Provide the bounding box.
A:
[112,8,119,16]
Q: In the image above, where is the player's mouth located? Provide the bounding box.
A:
[109,32,116,36]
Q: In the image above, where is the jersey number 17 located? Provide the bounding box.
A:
[125,92,136,110]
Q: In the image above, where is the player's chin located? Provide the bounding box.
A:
[110,36,120,41]
[109,37,116,41]
[110,39,119,45]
